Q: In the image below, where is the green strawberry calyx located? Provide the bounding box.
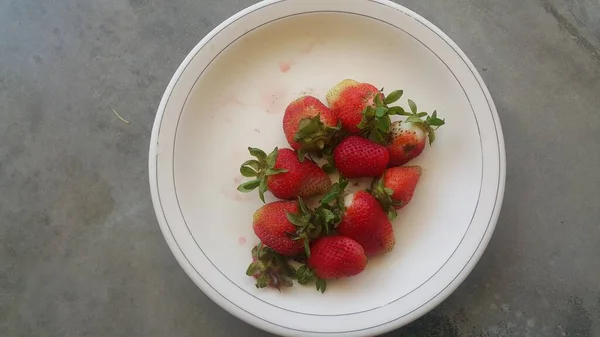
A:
[285,178,348,258]
[318,176,348,214]
[357,89,405,144]
[296,264,327,293]
[399,99,445,145]
[237,147,288,203]
[246,243,296,290]
[294,114,341,161]
[370,175,402,221]
[285,196,342,258]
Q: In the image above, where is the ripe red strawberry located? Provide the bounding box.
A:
[333,136,389,178]
[282,96,339,154]
[337,191,395,256]
[326,79,405,143]
[238,147,331,201]
[252,200,306,256]
[372,166,422,220]
[296,236,367,292]
[326,79,382,134]
[308,236,367,278]
[386,100,444,166]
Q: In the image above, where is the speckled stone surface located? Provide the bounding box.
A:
[1,0,599,336]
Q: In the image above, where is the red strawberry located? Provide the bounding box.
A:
[252,200,306,256]
[308,236,367,278]
[246,243,296,290]
[337,191,395,256]
[238,147,331,201]
[386,100,444,166]
[372,166,422,220]
[282,96,339,154]
[326,79,382,134]
[333,136,389,178]
[326,79,405,143]
[296,236,367,292]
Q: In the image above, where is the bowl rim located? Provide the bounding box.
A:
[149,0,506,335]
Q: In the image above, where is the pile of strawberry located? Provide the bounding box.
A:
[238,79,445,292]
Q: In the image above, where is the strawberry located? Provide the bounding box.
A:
[337,191,395,256]
[326,79,381,134]
[297,236,367,292]
[252,200,306,256]
[282,96,339,156]
[246,243,296,290]
[238,147,331,201]
[386,100,445,166]
[371,166,422,220]
[333,136,389,178]
[326,79,404,143]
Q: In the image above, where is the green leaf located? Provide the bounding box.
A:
[364,106,376,118]
[258,178,267,203]
[428,130,436,145]
[384,90,403,104]
[408,99,417,114]
[246,261,262,276]
[256,274,270,288]
[286,212,307,227]
[428,118,445,126]
[240,166,258,177]
[241,160,260,172]
[320,191,338,205]
[303,238,311,257]
[297,148,307,162]
[296,265,315,284]
[375,107,387,118]
[406,116,423,124]
[249,147,267,162]
[376,116,391,133]
[322,163,335,174]
[387,208,398,221]
[316,278,327,293]
[356,115,370,130]
[384,187,395,195]
[319,208,336,225]
[295,116,322,140]
[374,92,384,107]
[387,106,406,115]
[298,197,310,214]
[320,178,348,205]
[339,178,349,191]
[266,147,279,167]
[265,168,287,176]
[237,179,261,192]
[370,130,386,144]
[432,110,437,119]
[417,112,428,117]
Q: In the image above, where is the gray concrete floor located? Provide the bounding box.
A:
[1,0,599,336]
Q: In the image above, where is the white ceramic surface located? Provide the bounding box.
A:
[148,0,506,336]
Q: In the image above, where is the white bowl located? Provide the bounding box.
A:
[148,0,506,336]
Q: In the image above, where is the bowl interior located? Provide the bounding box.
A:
[172,11,482,315]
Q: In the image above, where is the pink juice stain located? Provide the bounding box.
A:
[238,236,247,245]
[278,61,292,73]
